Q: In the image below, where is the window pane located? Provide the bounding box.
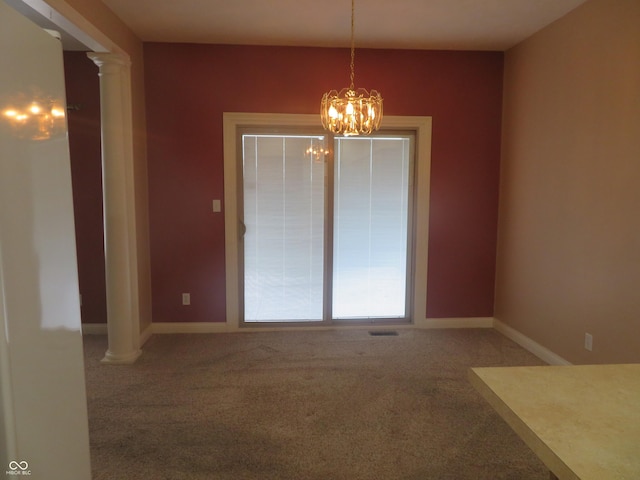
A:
[243,135,325,322]
[333,136,411,319]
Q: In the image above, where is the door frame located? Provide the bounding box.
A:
[223,112,432,330]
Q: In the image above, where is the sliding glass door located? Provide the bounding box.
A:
[241,131,413,324]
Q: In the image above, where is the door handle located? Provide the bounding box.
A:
[239,220,247,237]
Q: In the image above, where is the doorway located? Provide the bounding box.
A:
[240,131,414,325]
[224,113,431,329]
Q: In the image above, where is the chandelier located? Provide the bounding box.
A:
[320,0,383,136]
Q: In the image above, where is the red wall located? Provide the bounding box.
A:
[63,51,107,324]
[144,43,504,323]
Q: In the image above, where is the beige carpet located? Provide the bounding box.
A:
[83,328,548,479]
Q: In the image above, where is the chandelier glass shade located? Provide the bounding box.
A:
[320,0,383,136]
[321,87,383,136]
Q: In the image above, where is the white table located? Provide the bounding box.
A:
[469,364,640,480]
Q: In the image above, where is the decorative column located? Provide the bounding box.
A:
[88,52,141,364]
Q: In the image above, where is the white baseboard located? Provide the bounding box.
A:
[82,323,107,335]
[493,318,571,366]
[148,317,494,334]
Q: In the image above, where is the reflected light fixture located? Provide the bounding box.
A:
[305,136,331,163]
[320,0,383,136]
[1,92,66,141]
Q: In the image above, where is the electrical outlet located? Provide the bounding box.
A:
[182,293,191,306]
[584,333,593,351]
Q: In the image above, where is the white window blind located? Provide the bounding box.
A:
[242,135,325,321]
[333,136,411,319]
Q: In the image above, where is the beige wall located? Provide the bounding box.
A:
[46,0,152,333]
[496,0,640,363]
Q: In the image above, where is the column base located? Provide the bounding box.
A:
[101,348,142,364]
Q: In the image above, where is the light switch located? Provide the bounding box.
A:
[212,199,222,212]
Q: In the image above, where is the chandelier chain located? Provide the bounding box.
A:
[349,0,355,90]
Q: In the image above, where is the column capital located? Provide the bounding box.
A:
[87,52,131,70]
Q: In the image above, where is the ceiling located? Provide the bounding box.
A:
[11,0,588,51]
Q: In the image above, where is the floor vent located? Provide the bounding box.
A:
[369,330,399,337]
